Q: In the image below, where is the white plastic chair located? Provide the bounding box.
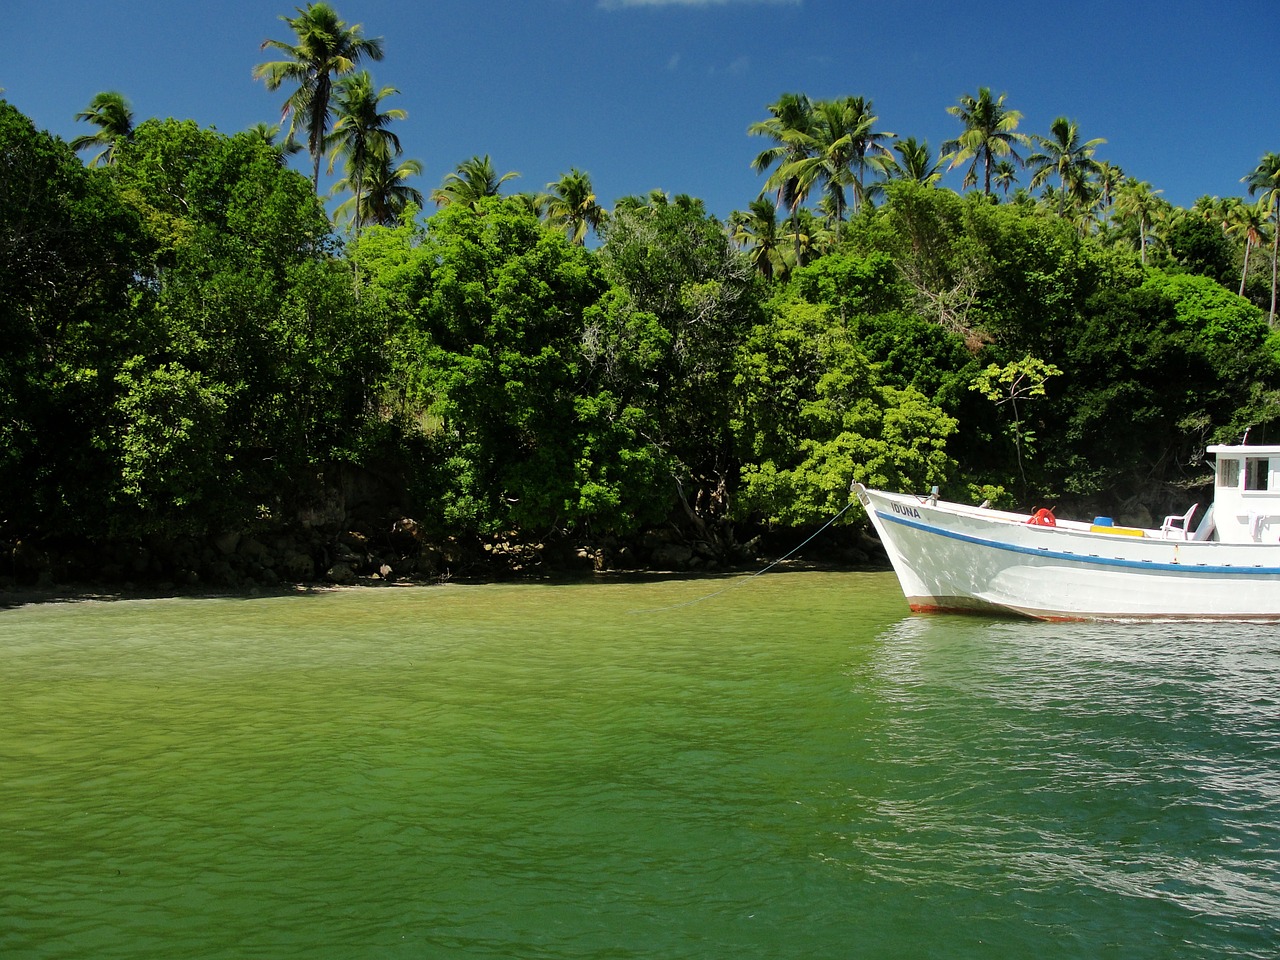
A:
[1160,504,1198,540]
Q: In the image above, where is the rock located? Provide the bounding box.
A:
[298,489,346,529]
[650,543,694,569]
[339,529,370,551]
[238,538,271,563]
[208,560,236,586]
[278,549,316,582]
[325,561,356,584]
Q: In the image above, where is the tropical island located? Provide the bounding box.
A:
[2,2,1279,592]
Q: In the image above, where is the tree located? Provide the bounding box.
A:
[595,199,760,543]
[729,196,792,281]
[246,121,303,164]
[774,96,895,229]
[362,198,660,536]
[749,92,816,264]
[970,355,1062,492]
[1112,179,1166,264]
[334,153,422,229]
[1048,273,1280,504]
[0,101,149,541]
[325,70,407,235]
[253,2,384,190]
[1243,152,1280,324]
[1027,116,1105,215]
[1164,210,1235,283]
[888,136,943,186]
[941,88,1029,195]
[1225,196,1273,297]
[1095,161,1124,219]
[69,91,134,166]
[536,168,607,245]
[992,159,1019,196]
[108,118,378,534]
[733,297,956,525]
[431,155,519,210]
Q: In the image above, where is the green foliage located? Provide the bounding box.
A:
[1045,272,1279,498]
[112,359,234,532]
[733,297,956,525]
[365,197,667,536]
[103,118,377,535]
[786,249,974,403]
[971,355,1063,490]
[1161,213,1236,284]
[7,90,1280,571]
[596,199,760,517]
[0,100,150,539]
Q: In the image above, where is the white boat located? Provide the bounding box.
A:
[856,444,1280,620]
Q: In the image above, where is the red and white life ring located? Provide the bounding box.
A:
[1026,508,1057,527]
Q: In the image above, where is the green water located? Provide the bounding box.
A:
[2,572,1278,959]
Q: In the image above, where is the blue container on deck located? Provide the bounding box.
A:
[1092,516,1113,526]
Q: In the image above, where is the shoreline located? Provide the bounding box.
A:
[0,559,885,610]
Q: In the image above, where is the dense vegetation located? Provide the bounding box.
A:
[4,4,1280,587]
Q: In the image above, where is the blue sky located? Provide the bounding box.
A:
[7,0,1278,221]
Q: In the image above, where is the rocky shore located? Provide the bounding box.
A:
[2,512,882,601]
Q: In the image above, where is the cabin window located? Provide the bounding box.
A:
[1245,457,1271,491]
[1219,459,1240,488]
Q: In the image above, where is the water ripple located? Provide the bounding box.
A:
[2,576,1279,959]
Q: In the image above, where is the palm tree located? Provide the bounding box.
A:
[749,93,816,262]
[247,121,304,164]
[941,87,1029,195]
[430,155,519,210]
[1095,161,1125,219]
[1113,179,1166,264]
[992,159,1019,197]
[776,96,895,229]
[1027,116,1106,215]
[334,153,423,228]
[729,197,793,281]
[888,136,943,185]
[536,168,607,245]
[325,71,405,234]
[832,95,895,215]
[1225,196,1273,297]
[70,91,134,166]
[1191,194,1230,225]
[1243,152,1280,324]
[253,2,384,190]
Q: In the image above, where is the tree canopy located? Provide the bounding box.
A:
[4,10,1280,583]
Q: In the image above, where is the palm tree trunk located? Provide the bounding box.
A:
[791,206,802,266]
[1241,239,1252,297]
[1271,199,1279,325]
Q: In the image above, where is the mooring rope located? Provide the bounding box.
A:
[628,498,858,614]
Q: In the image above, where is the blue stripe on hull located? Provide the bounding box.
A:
[880,512,1280,578]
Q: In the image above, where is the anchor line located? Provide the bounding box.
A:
[628,499,858,614]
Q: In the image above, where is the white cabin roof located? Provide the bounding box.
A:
[1207,444,1280,457]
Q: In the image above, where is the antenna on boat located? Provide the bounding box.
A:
[1242,427,1251,444]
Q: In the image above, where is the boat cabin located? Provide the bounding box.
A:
[1206,444,1280,544]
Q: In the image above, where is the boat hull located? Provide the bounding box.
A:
[856,485,1280,621]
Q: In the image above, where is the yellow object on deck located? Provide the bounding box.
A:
[1090,524,1145,537]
